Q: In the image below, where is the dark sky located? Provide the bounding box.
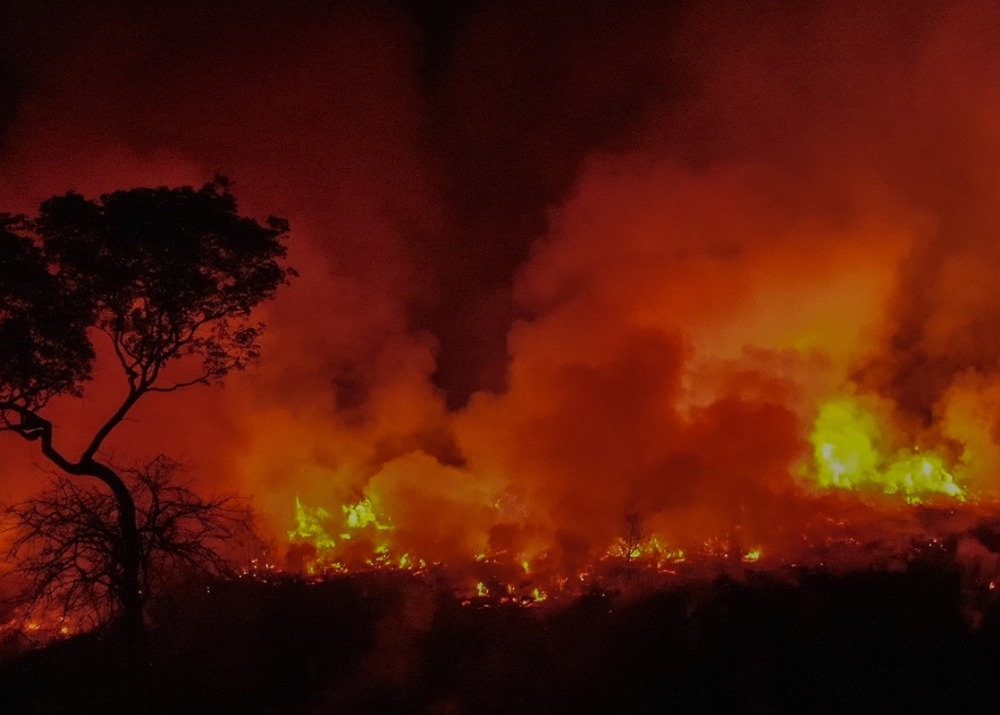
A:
[5,0,1000,559]
[0,0,689,406]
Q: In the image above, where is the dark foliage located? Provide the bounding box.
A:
[0,216,92,412]
[0,178,293,422]
[35,180,293,394]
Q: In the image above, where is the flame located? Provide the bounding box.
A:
[808,396,965,504]
[277,388,978,593]
[11,2,1000,626]
[1,611,79,644]
[287,494,407,575]
[288,498,338,552]
[343,499,392,531]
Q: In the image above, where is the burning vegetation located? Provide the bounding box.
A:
[6,0,1000,710]
[272,387,985,607]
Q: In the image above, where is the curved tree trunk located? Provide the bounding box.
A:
[94,466,147,659]
[18,405,148,657]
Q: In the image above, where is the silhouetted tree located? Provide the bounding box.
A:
[2,455,258,635]
[0,179,293,650]
[614,512,646,561]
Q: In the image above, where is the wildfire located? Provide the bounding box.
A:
[288,498,337,551]
[1,612,78,644]
[343,499,392,532]
[809,396,964,504]
[276,387,982,596]
[6,0,1000,669]
[230,19,1000,604]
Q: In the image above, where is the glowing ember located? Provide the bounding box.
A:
[0,611,79,643]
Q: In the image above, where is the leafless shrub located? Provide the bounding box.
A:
[1,455,258,635]
[613,512,646,562]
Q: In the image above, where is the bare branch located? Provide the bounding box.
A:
[2,456,260,633]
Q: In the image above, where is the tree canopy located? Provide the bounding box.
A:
[0,216,92,411]
[0,178,294,445]
[38,181,291,393]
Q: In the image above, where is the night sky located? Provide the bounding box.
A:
[3,0,1000,568]
[0,0,686,403]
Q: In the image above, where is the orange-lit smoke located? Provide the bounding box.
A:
[3,2,1000,582]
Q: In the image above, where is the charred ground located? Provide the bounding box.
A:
[3,549,1000,714]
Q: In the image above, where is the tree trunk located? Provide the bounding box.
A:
[115,489,146,656]
[91,463,148,664]
[24,413,149,661]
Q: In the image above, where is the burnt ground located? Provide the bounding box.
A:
[2,558,1000,714]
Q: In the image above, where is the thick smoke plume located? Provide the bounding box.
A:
[3,1,1000,574]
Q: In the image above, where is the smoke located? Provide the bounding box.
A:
[3,1,1000,569]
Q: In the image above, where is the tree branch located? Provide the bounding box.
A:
[79,387,143,464]
[102,325,141,389]
[0,403,78,475]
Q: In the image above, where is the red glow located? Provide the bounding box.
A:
[4,2,1000,601]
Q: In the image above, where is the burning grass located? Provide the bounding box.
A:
[5,536,1000,713]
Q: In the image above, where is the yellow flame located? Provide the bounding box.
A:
[809,397,965,503]
[343,498,393,531]
[288,497,336,550]
[289,495,399,572]
[742,548,762,562]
